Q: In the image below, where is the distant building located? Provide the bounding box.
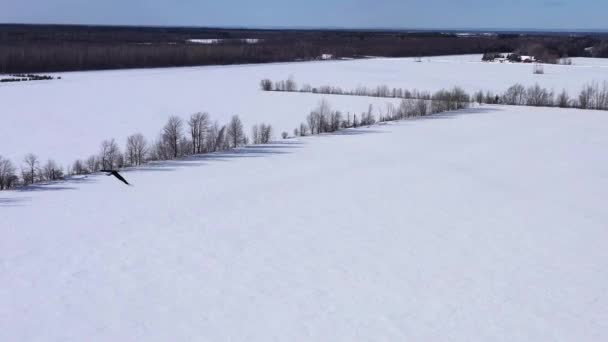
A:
[521,55,536,63]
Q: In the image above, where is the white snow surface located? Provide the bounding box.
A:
[2,54,608,166]
[2,105,608,341]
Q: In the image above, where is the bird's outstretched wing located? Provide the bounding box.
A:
[111,171,131,186]
[100,170,131,186]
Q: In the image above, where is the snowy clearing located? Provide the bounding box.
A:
[1,105,608,341]
[2,55,608,166]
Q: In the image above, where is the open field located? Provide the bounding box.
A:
[2,54,608,166]
[2,104,607,341]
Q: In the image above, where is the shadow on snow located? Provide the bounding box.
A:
[134,140,305,172]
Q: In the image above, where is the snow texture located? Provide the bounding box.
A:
[2,104,608,341]
[2,55,608,165]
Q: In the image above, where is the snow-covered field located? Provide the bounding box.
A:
[2,104,607,341]
[2,54,608,165]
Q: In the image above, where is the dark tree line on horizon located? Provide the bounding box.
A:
[1,24,607,73]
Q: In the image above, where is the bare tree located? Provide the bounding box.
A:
[285,75,297,92]
[557,89,570,108]
[22,153,39,185]
[100,139,120,169]
[526,84,553,107]
[126,133,148,166]
[0,156,17,190]
[329,110,343,132]
[360,104,376,125]
[227,115,245,148]
[591,81,608,110]
[260,79,273,91]
[188,112,209,154]
[598,81,608,110]
[317,99,332,132]
[474,90,484,104]
[86,155,100,173]
[306,112,318,135]
[415,99,428,116]
[72,159,87,175]
[578,83,594,109]
[150,136,170,161]
[398,99,414,118]
[179,136,191,156]
[162,116,184,158]
[502,84,526,105]
[251,124,260,144]
[215,125,229,151]
[260,124,273,143]
[41,159,63,181]
[533,63,544,75]
[206,121,220,152]
[299,122,308,136]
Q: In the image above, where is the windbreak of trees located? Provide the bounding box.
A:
[264,77,608,111]
[474,81,608,110]
[3,79,608,192]
[261,77,435,100]
[293,91,470,138]
[0,74,56,83]
[0,112,273,191]
[0,156,18,190]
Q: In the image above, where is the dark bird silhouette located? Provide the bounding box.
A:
[100,170,131,186]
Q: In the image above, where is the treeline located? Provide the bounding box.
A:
[261,77,436,100]
[0,74,56,83]
[291,91,471,137]
[263,77,608,111]
[2,24,606,73]
[0,90,471,191]
[0,112,275,191]
[473,82,608,110]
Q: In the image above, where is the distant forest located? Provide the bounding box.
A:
[1,24,608,73]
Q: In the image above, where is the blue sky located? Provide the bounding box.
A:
[1,0,606,30]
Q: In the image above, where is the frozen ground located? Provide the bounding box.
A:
[2,105,607,341]
[2,55,608,165]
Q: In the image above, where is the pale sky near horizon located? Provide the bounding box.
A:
[1,0,606,30]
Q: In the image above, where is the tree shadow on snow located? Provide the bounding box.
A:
[0,197,31,208]
[420,106,504,121]
[0,176,99,207]
[15,176,98,194]
[311,127,389,138]
[128,140,304,173]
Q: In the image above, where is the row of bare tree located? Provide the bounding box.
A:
[0,113,274,191]
[265,77,608,111]
[3,79,606,191]
[261,78,435,100]
[292,91,470,138]
[475,81,608,110]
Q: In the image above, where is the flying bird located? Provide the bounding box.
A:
[100,169,131,186]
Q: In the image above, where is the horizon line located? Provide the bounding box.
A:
[1,22,607,33]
